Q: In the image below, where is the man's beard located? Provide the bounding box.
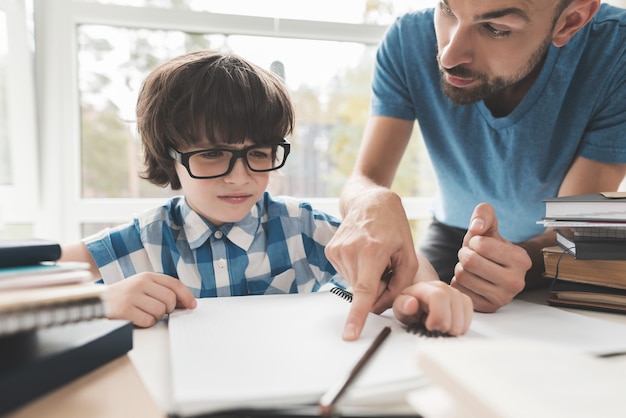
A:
[437,36,552,105]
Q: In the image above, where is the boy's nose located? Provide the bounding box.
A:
[223,157,252,183]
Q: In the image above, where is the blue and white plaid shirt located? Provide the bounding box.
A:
[84,192,346,297]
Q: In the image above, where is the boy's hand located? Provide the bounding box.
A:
[104,272,197,327]
[392,281,473,336]
[452,203,530,312]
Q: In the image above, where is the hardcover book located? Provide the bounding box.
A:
[547,279,626,314]
[555,228,626,260]
[0,319,133,415]
[542,246,626,290]
[543,192,626,221]
[0,239,62,268]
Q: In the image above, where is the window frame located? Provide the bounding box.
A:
[0,0,38,231]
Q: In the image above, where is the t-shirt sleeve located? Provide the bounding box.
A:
[370,16,419,121]
[579,56,626,163]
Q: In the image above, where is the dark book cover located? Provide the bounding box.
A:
[547,297,626,314]
[0,319,133,415]
[0,239,62,268]
[555,229,626,260]
[548,279,626,315]
[550,279,626,296]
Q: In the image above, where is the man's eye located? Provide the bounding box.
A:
[484,24,511,38]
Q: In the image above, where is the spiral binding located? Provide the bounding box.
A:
[405,321,450,338]
[330,286,353,302]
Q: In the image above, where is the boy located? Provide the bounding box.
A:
[61,50,472,338]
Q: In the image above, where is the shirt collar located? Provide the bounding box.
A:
[181,197,261,251]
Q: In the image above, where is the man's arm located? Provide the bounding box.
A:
[325,115,417,340]
[454,156,626,312]
[558,156,626,197]
[338,115,414,205]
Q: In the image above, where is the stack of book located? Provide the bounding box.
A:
[540,192,626,313]
[0,238,106,335]
[0,238,133,415]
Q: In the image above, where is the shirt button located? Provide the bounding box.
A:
[214,231,223,239]
[217,259,226,268]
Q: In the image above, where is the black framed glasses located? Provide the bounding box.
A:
[169,139,291,179]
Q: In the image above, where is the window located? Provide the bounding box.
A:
[6,0,626,243]
[74,0,427,25]
[0,10,9,186]
[32,0,438,243]
[0,0,38,238]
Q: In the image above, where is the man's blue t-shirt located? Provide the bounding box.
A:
[372,4,626,242]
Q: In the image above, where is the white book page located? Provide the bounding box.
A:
[168,291,426,417]
[469,299,626,356]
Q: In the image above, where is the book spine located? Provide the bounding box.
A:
[0,240,62,268]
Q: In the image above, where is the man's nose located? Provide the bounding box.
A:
[438,25,474,70]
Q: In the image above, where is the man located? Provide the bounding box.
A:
[326,0,626,340]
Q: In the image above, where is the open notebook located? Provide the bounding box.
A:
[168,289,431,417]
[168,289,626,417]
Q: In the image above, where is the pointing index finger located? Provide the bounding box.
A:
[343,293,377,341]
[342,269,385,341]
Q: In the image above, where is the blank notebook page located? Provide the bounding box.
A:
[168,291,427,417]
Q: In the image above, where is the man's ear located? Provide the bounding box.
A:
[552,0,600,47]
